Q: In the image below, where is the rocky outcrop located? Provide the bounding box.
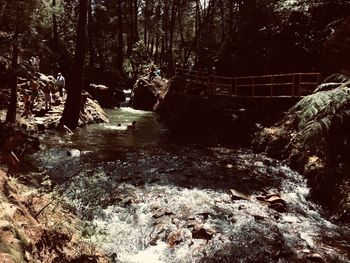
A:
[130,77,168,111]
[157,77,220,134]
[85,83,125,108]
[253,74,350,222]
[157,76,258,144]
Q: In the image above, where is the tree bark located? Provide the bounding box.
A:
[117,0,124,72]
[154,3,161,63]
[5,24,19,124]
[126,1,133,55]
[87,0,95,67]
[60,0,88,129]
[52,0,59,50]
[143,0,148,47]
[167,0,179,71]
[133,0,139,42]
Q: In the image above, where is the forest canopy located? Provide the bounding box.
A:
[0,0,349,85]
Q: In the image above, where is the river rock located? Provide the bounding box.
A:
[229,189,249,201]
[67,149,80,157]
[268,203,287,213]
[256,196,266,201]
[192,226,215,240]
[157,76,221,134]
[130,77,167,111]
[306,253,326,263]
[85,83,125,108]
[167,229,192,247]
[152,208,174,218]
[265,195,285,205]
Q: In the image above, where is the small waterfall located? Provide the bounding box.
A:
[121,89,132,107]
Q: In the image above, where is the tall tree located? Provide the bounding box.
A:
[116,0,124,72]
[60,0,88,129]
[0,0,37,123]
[5,24,19,124]
[87,0,96,67]
[52,0,59,50]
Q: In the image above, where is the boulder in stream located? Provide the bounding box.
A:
[130,77,168,111]
[85,83,125,108]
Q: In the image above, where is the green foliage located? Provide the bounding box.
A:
[285,81,350,149]
[0,0,38,31]
[125,40,152,78]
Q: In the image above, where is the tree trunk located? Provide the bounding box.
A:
[60,0,88,130]
[178,3,186,63]
[87,0,95,67]
[154,33,160,63]
[154,3,161,63]
[143,0,148,47]
[117,0,124,72]
[133,0,139,42]
[126,1,133,55]
[52,0,59,50]
[5,24,19,124]
[150,35,154,56]
[167,0,178,72]
[163,0,169,52]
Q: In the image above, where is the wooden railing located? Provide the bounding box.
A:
[175,68,321,98]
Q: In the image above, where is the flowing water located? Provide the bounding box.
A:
[30,107,350,263]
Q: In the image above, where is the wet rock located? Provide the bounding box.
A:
[268,203,287,213]
[265,195,285,205]
[36,123,46,132]
[132,179,145,187]
[157,77,222,136]
[306,253,326,263]
[67,149,81,157]
[85,83,125,108]
[118,176,130,183]
[153,208,174,218]
[185,218,203,228]
[192,226,215,240]
[130,78,167,111]
[167,229,191,247]
[120,197,133,207]
[196,212,214,220]
[148,178,161,184]
[256,196,266,201]
[229,189,249,201]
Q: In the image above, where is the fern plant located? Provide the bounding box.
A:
[283,80,350,150]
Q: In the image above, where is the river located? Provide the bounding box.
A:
[30,107,350,263]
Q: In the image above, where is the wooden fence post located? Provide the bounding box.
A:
[235,78,237,96]
[270,76,274,97]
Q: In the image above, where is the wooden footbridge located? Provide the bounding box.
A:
[175,68,321,98]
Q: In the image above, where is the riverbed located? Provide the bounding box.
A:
[30,107,350,263]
